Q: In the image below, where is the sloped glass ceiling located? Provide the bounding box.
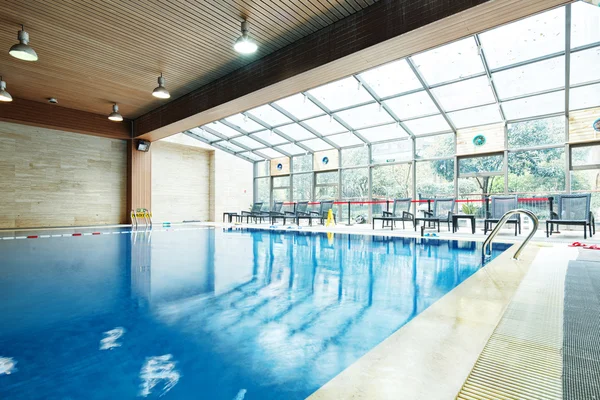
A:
[191,2,600,161]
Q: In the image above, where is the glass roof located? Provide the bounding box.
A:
[193,3,599,161]
[357,59,422,98]
[238,152,264,161]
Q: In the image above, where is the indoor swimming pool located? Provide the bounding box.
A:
[0,227,509,399]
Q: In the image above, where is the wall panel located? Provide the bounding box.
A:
[569,107,600,144]
[0,121,127,228]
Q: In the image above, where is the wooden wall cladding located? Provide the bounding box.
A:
[0,98,131,140]
[456,123,505,156]
[151,141,210,223]
[314,149,339,171]
[569,107,600,144]
[270,157,290,176]
[128,141,152,215]
[0,121,127,228]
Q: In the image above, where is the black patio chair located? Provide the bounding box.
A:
[283,201,310,225]
[414,197,455,232]
[484,195,521,236]
[372,198,414,230]
[241,202,264,223]
[297,201,336,226]
[546,193,595,239]
[264,201,284,224]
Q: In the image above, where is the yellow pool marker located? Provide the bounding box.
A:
[325,209,335,227]
[327,231,334,244]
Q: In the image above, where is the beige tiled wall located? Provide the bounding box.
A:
[0,121,127,228]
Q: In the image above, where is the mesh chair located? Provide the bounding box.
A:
[372,198,414,230]
[311,200,336,225]
[285,201,309,225]
[266,201,285,224]
[547,194,595,239]
[241,202,264,223]
[414,197,455,232]
[484,195,521,236]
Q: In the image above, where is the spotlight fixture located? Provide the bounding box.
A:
[234,21,258,54]
[9,25,38,61]
[108,104,123,122]
[152,73,170,99]
[0,77,13,102]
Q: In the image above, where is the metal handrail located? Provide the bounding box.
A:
[482,209,539,262]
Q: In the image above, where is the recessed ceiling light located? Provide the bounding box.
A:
[0,77,13,102]
[108,104,123,122]
[9,25,38,62]
[152,73,170,99]
[234,21,258,55]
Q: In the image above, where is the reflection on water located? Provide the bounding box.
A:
[0,228,508,399]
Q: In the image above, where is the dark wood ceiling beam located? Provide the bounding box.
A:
[134,0,570,141]
[0,98,131,140]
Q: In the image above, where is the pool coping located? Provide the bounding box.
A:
[306,242,549,400]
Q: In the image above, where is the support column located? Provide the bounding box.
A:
[127,140,152,220]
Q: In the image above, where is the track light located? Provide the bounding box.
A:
[234,21,258,54]
[9,25,38,62]
[0,77,13,102]
[152,73,170,99]
[108,104,123,121]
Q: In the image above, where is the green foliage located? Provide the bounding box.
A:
[461,202,480,215]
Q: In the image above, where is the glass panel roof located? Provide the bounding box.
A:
[247,105,292,126]
[571,1,600,49]
[411,37,484,85]
[384,90,439,120]
[276,123,316,141]
[570,83,600,111]
[357,123,409,143]
[273,94,324,120]
[402,115,452,135]
[188,127,220,142]
[432,76,496,111]
[206,121,244,138]
[256,147,285,159]
[224,114,264,133]
[230,135,265,150]
[334,103,394,130]
[303,115,347,135]
[275,143,307,156]
[238,152,264,161]
[492,56,565,100]
[501,90,565,120]
[327,132,364,147]
[215,141,245,153]
[571,47,600,86]
[250,130,288,146]
[307,77,374,111]
[479,7,565,69]
[300,138,334,152]
[447,104,503,129]
[357,59,422,98]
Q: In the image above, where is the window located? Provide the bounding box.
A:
[571,1,600,49]
[342,169,369,200]
[570,83,600,111]
[507,116,565,149]
[403,115,452,136]
[303,115,347,135]
[224,114,264,133]
[256,177,270,203]
[501,90,565,120]
[457,154,505,197]
[571,144,600,169]
[448,104,503,129]
[570,47,600,86]
[272,176,290,202]
[293,155,312,172]
[276,123,315,141]
[315,171,338,200]
[328,132,364,148]
[276,143,306,156]
[335,103,394,130]
[308,77,374,111]
[415,133,454,159]
[458,154,504,176]
[492,56,564,100]
[342,147,369,167]
[431,76,496,112]
[256,160,270,177]
[231,135,265,150]
[508,148,565,193]
[371,140,412,164]
[358,123,408,143]
[274,93,324,120]
[372,164,412,200]
[358,59,422,98]
[416,160,454,198]
[384,91,438,120]
[293,173,313,201]
[247,105,292,126]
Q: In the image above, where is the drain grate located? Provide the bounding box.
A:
[456,248,565,400]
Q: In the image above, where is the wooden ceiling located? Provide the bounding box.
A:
[0,0,377,120]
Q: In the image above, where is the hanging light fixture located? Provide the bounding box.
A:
[0,77,12,102]
[234,21,258,54]
[152,73,170,99]
[108,104,123,122]
[9,25,38,61]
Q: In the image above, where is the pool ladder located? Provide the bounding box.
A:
[482,209,539,262]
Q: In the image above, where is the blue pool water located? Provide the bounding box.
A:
[0,228,509,399]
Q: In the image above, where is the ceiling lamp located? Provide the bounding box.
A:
[152,73,170,99]
[108,104,123,122]
[234,21,258,54]
[9,25,38,61]
[0,77,13,102]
